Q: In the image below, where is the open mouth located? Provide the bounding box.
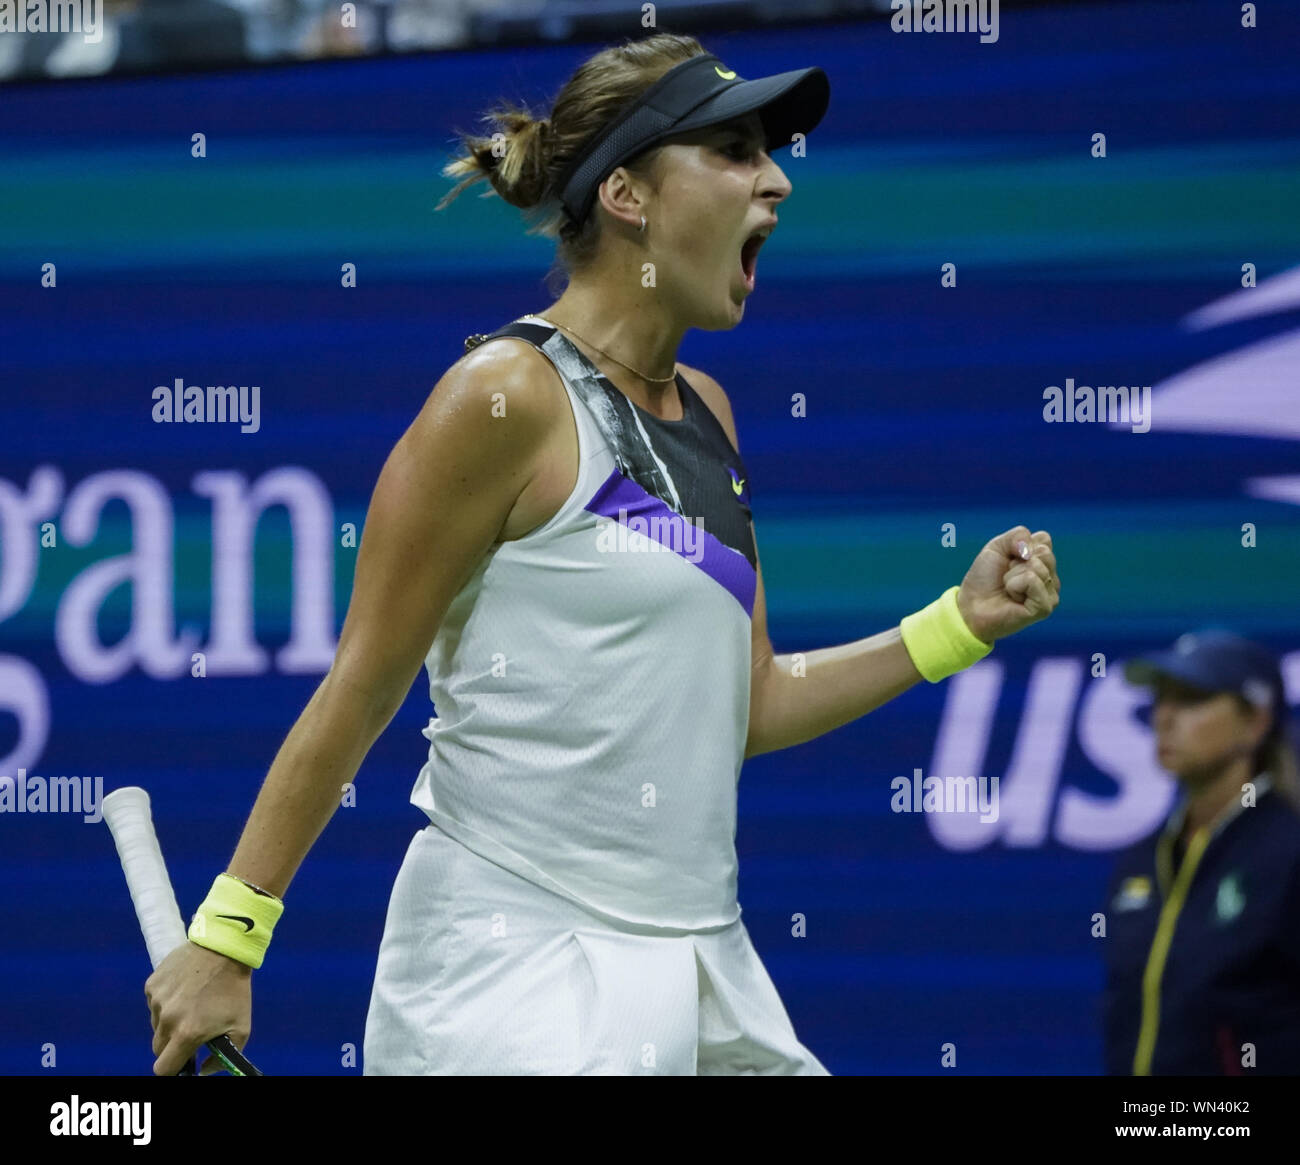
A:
[739,231,767,289]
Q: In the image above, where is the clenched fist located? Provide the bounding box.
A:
[956,526,1060,645]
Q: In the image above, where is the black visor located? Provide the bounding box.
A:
[556,52,830,226]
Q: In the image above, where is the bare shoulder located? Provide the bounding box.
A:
[427,338,567,433]
[676,362,740,454]
[384,336,569,536]
[423,337,577,542]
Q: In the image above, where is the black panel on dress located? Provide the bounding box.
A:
[465,320,756,569]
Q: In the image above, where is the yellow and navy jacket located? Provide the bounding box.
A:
[1101,774,1300,1075]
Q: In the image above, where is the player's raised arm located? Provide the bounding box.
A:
[143,344,557,1076]
[746,526,1060,757]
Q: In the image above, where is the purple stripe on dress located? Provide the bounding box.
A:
[585,469,756,617]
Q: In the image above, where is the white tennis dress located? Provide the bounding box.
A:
[362,315,828,1075]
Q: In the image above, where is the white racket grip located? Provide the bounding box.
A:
[102,786,189,970]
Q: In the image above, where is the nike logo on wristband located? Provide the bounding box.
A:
[216,914,255,933]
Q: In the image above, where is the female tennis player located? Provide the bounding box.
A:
[144,32,1061,1076]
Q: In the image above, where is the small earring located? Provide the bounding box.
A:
[638,214,647,232]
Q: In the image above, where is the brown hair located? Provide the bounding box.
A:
[436,32,706,297]
[1236,693,1300,812]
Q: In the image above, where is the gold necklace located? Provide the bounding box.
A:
[541,317,678,384]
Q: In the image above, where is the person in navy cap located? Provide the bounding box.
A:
[1101,630,1300,1075]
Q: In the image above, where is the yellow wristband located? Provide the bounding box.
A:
[899,586,993,683]
[188,873,284,969]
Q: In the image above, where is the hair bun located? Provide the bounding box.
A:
[436,31,707,268]
[481,114,549,209]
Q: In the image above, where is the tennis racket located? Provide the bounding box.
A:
[102,785,263,1077]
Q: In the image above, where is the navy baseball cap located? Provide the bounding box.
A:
[1124,630,1285,710]
[555,52,830,226]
